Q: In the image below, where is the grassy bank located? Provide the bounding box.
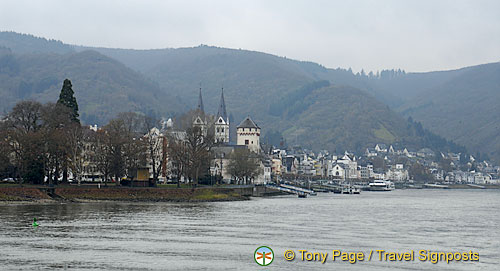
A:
[0,187,52,201]
[58,187,248,202]
[0,186,248,203]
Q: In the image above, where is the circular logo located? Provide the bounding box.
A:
[254,246,274,266]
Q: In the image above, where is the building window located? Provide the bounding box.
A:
[221,128,224,133]
[245,139,249,145]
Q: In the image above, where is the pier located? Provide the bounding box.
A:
[266,184,317,197]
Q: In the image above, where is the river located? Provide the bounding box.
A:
[0,189,498,270]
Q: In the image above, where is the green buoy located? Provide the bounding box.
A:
[32,217,39,228]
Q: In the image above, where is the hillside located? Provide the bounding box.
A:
[77,45,328,114]
[398,63,500,161]
[0,31,74,54]
[0,48,183,124]
[0,31,468,155]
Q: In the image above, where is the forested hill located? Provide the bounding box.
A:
[0,31,470,156]
[0,47,183,124]
[341,63,500,161]
[0,31,74,54]
[78,45,460,153]
[264,81,464,153]
[397,63,500,161]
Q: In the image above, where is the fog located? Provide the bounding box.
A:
[1,0,499,72]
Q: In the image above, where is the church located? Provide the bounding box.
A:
[194,87,261,153]
[193,88,270,184]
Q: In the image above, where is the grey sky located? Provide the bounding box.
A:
[1,0,499,72]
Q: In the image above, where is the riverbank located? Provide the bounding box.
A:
[447,184,500,189]
[404,184,500,189]
[0,187,52,202]
[0,186,250,203]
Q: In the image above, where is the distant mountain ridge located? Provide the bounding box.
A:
[396,63,500,161]
[1,31,494,159]
[0,33,183,124]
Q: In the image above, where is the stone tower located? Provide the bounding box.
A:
[237,116,261,153]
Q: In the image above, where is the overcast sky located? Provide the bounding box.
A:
[1,0,500,72]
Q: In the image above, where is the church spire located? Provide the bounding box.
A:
[197,86,204,112]
[217,87,228,121]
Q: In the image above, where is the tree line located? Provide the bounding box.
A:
[0,79,162,185]
[0,81,262,186]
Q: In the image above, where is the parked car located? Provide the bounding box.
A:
[1,178,15,183]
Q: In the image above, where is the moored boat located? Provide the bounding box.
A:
[341,185,361,194]
[368,180,395,191]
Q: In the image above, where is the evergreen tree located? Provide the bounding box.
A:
[57,79,80,123]
[56,79,80,183]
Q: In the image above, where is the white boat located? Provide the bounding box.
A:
[368,180,395,191]
[341,185,360,194]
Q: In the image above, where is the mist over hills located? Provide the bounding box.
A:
[73,44,464,154]
[0,34,182,123]
[1,31,497,160]
[338,63,500,161]
[397,63,500,161]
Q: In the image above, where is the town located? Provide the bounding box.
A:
[79,87,500,188]
[1,80,499,191]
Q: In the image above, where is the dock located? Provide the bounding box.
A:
[266,184,317,197]
[423,183,449,189]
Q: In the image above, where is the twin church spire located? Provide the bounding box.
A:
[196,86,230,144]
[196,86,227,120]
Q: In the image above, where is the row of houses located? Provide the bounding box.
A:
[366,144,436,159]
[266,142,500,184]
[267,148,410,182]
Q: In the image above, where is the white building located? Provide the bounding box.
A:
[330,164,346,180]
[375,144,388,153]
[236,116,261,153]
[337,152,358,179]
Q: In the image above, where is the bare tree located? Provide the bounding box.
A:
[166,125,214,187]
[143,115,165,184]
[40,103,74,185]
[0,124,14,179]
[166,132,189,187]
[93,129,112,184]
[3,101,44,184]
[184,126,214,186]
[226,148,262,185]
[115,112,147,180]
[104,119,127,184]
[66,123,84,184]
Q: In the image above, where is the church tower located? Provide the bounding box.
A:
[196,87,204,112]
[214,88,230,143]
[193,87,207,135]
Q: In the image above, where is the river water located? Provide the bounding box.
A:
[0,189,498,270]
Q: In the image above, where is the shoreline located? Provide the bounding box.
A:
[401,184,500,190]
[1,184,499,204]
[0,186,251,203]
